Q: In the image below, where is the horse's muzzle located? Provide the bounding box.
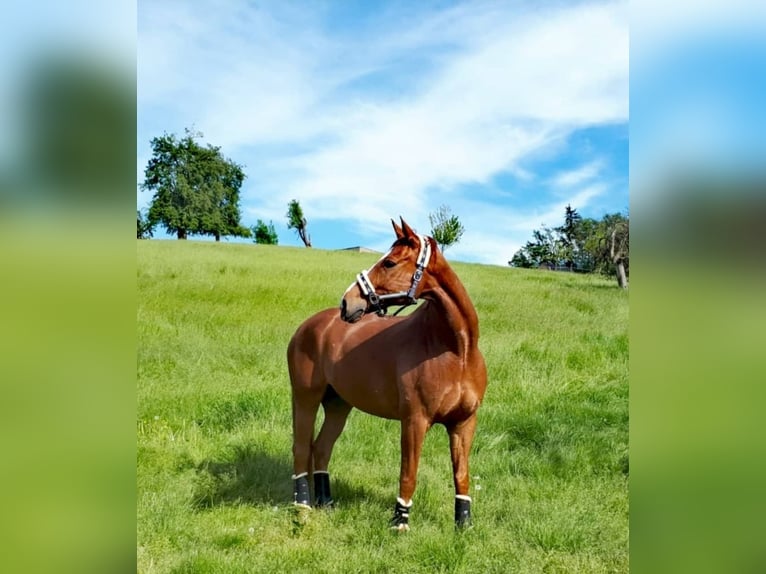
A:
[340,298,364,323]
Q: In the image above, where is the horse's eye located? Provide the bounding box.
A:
[383,259,397,268]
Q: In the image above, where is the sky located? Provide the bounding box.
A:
[630,0,766,196]
[137,0,629,265]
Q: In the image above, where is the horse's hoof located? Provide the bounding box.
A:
[313,472,333,509]
[389,497,412,531]
[455,495,472,529]
[292,502,312,511]
[293,474,311,507]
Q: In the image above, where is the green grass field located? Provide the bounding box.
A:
[137,240,628,574]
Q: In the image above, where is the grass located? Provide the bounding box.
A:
[137,240,628,573]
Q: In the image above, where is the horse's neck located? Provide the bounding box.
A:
[424,259,479,357]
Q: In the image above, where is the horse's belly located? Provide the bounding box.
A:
[328,367,401,420]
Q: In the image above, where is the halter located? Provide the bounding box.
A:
[355,235,432,316]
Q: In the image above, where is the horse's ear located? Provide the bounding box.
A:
[400,217,416,238]
[392,219,404,239]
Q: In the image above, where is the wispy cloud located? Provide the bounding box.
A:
[551,160,604,188]
[139,0,628,265]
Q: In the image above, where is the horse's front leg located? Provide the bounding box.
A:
[391,415,429,531]
[448,414,478,528]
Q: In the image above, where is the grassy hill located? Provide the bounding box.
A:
[137,240,628,573]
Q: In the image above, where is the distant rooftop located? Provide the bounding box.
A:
[337,246,381,254]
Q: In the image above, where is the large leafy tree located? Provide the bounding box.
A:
[141,129,250,241]
[286,199,311,247]
[428,204,465,252]
[251,219,279,245]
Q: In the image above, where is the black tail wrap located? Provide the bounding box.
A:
[293,475,310,506]
[455,497,472,528]
[313,473,334,508]
[390,499,411,529]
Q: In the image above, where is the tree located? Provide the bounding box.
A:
[556,204,583,271]
[530,227,562,268]
[586,213,629,288]
[428,205,465,252]
[137,209,154,239]
[251,219,279,245]
[510,225,561,269]
[508,206,628,287]
[572,217,599,272]
[20,56,133,203]
[608,217,629,289]
[141,129,250,241]
[286,199,311,247]
[509,250,532,268]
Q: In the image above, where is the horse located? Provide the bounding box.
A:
[286,217,487,530]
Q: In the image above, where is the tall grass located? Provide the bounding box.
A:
[138,240,628,573]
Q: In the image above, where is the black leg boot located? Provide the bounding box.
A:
[293,472,311,508]
[313,471,334,508]
[390,497,412,531]
[455,495,472,529]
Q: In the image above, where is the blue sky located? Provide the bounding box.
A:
[630,4,766,194]
[138,0,629,265]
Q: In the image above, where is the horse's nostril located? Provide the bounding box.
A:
[340,299,347,318]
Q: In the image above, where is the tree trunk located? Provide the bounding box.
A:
[214,232,220,242]
[299,228,312,247]
[615,260,628,289]
[177,229,187,240]
[610,228,628,288]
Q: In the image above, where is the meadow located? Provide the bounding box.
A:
[137,240,628,573]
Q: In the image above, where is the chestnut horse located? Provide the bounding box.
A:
[287,218,487,529]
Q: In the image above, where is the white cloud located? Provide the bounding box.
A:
[407,179,608,266]
[138,0,628,263]
[551,160,604,188]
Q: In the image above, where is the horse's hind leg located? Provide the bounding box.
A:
[312,387,352,507]
[291,387,323,508]
[447,414,478,528]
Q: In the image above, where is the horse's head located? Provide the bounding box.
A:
[340,217,435,323]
